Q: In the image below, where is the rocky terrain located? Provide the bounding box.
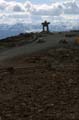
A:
[0,47,79,120]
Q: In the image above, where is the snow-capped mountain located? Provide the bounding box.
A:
[0,20,79,40]
[0,0,79,39]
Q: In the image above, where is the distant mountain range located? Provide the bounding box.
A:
[0,22,79,40]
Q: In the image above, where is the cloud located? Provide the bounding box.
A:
[0,0,79,15]
[6,3,25,12]
[24,1,34,12]
[0,0,79,25]
[0,0,25,12]
[0,0,8,10]
[33,3,63,16]
[63,1,79,14]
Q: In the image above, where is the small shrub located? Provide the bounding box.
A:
[75,37,79,45]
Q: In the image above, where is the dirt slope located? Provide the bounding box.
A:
[0,47,79,120]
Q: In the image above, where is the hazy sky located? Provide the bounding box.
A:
[17,0,54,3]
[7,0,64,4]
[16,0,75,3]
[0,0,79,25]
